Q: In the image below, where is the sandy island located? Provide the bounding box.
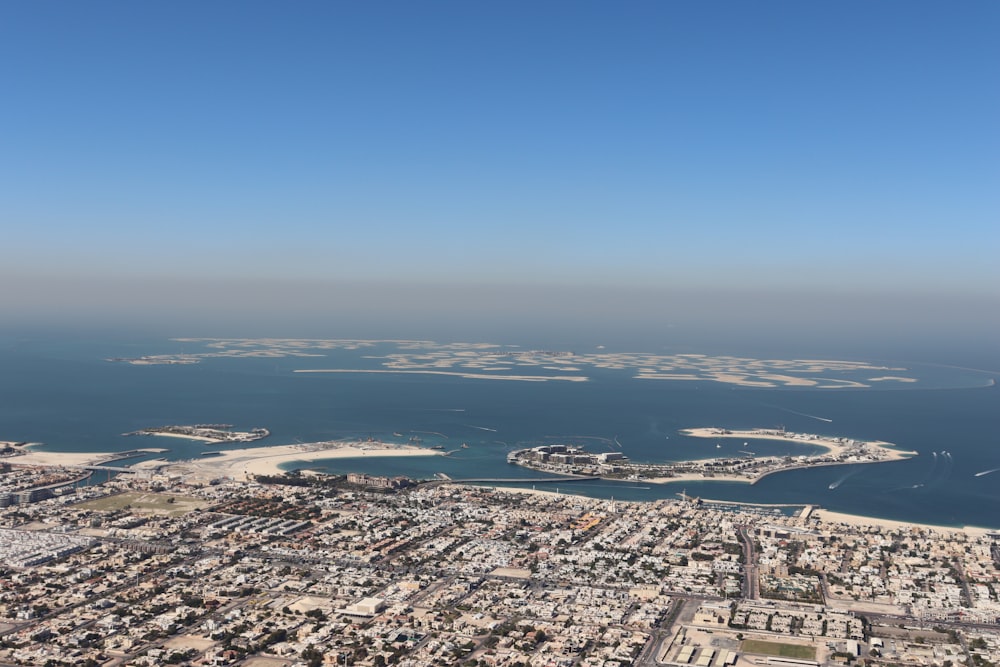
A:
[294,369,588,382]
[635,428,916,486]
[139,431,221,443]
[681,427,915,461]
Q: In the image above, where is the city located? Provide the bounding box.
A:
[0,456,997,667]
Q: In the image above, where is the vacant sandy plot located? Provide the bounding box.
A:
[74,492,209,517]
[163,635,215,652]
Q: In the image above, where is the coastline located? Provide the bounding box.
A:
[444,486,996,536]
[5,450,116,467]
[166,441,442,480]
[809,507,993,538]
[139,431,222,443]
[7,445,998,533]
[681,427,916,461]
[510,427,918,488]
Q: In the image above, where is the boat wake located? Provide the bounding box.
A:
[974,467,1000,478]
[919,450,953,488]
[759,401,833,423]
[828,468,860,490]
[887,451,954,492]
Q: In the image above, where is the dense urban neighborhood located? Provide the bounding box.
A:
[0,457,998,667]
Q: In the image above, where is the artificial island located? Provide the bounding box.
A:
[507,427,915,485]
[124,424,271,444]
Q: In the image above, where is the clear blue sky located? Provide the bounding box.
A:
[2,2,998,344]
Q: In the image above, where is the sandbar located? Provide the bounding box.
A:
[139,431,222,443]
[7,449,117,467]
[681,427,914,461]
[167,441,441,480]
[294,369,588,382]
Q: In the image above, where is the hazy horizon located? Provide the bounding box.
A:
[2,2,997,360]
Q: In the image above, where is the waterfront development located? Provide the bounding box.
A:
[0,453,998,666]
[507,428,914,485]
[2,337,998,528]
[1,335,999,665]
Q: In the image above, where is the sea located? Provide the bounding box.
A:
[1,333,998,529]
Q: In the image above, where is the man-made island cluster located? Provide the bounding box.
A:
[508,428,914,485]
[107,338,925,389]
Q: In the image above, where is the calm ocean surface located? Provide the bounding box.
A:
[1,335,998,528]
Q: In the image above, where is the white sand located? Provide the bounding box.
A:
[681,427,915,461]
[7,450,116,467]
[140,431,223,443]
[293,369,588,382]
[645,472,752,485]
[811,508,993,537]
[176,442,441,480]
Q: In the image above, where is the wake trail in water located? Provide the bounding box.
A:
[923,451,939,483]
[828,468,861,490]
[888,451,941,492]
[974,467,1000,477]
[412,430,448,439]
[544,435,615,444]
[929,450,954,487]
[754,400,833,423]
[464,425,497,432]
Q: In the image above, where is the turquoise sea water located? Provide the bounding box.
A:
[1,335,998,528]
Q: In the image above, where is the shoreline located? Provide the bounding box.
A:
[7,445,998,532]
[808,507,994,537]
[445,486,998,535]
[511,427,917,488]
[164,441,442,480]
[139,431,221,443]
[681,427,916,461]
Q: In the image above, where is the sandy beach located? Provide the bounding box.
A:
[6,449,116,467]
[810,508,994,537]
[681,427,916,461]
[171,441,442,480]
[139,431,222,443]
[644,472,752,485]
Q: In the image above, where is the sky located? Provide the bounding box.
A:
[2,2,998,351]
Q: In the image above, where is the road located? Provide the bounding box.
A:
[737,524,759,600]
